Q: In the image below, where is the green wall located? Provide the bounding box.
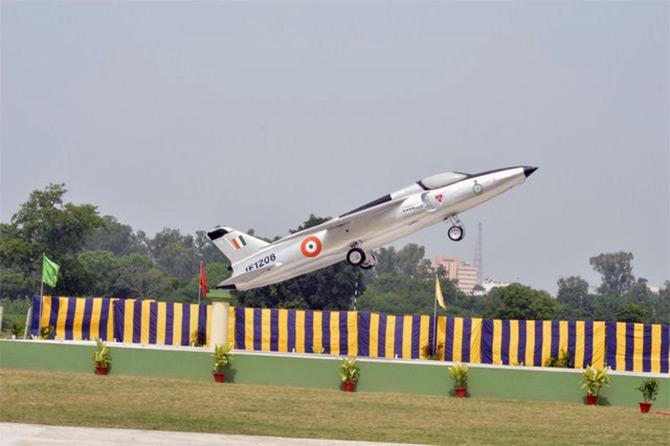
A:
[1,340,668,409]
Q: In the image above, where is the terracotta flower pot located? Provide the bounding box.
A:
[341,380,357,392]
[585,394,599,405]
[455,387,467,398]
[639,402,652,414]
[95,365,108,375]
[213,372,225,383]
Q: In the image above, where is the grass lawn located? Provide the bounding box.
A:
[1,369,667,445]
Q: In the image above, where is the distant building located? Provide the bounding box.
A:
[434,256,479,294]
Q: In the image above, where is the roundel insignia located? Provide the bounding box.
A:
[473,182,483,195]
[300,236,322,258]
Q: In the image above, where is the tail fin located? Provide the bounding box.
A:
[206,226,269,265]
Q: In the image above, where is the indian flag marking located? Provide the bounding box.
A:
[230,235,247,250]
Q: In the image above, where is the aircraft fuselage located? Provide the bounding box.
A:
[210,166,537,291]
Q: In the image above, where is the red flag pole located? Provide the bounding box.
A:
[198,260,207,305]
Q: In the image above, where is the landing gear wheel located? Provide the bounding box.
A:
[447,225,465,241]
[360,253,377,270]
[346,248,366,266]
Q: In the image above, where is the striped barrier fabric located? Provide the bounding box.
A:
[29,296,668,373]
[479,319,606,368]
[359,315,607,368]
[30,296,115,341]
[29,296,217,347]
[233,308,358,355]
[112,299,212,346]
[357,313,465,360]
[606,322,669,373]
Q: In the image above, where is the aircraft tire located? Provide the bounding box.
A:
[346,248,366,266]
[447,225,464,241]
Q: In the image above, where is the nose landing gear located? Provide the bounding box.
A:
[446,215,465,242]
[447,225,464,241]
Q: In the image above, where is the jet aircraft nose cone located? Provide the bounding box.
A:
[523,166,538,178]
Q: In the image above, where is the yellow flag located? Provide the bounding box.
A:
[435,276,446,310]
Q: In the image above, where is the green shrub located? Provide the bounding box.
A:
[92,339,111,367]
[580,366,610,396]
[545,349,573,368]
[448,363,469,388]
[38,326,55,340]
[212,344,232,372]
[10,322,24,337]
[421,342,445,360]
[637,378,659,403]
[338,357,360,383]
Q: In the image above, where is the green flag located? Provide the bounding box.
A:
[42,255,59,287]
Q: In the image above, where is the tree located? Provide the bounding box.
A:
[0,183,105,293]
[374,247,399,275]
[114,253,173,299]
[486,283,557,320]
[86,215,146,256]
[616,303,649,323]
[557,276,590,309]
[396,244,426,277]
[626,278,653,304]
[156,242,198,280]
[148,228,194,261]
[0,268,31,299]
[78,250,120,296]
[589,252,635,295]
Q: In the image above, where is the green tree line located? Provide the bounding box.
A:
[1,184,668,324]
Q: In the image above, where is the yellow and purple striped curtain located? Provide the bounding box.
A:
[606,322,669,373]
[112,299,211,346]
[359,312,442,359]
[30,296,115,341]
[30,297,669,373]
[479,319,606,368]
[233,308,358,355]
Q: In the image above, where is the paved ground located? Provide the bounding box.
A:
[0,423,422,446]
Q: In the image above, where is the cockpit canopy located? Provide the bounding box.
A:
[419,171,468,190]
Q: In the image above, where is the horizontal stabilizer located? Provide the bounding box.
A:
[217,262,282,289]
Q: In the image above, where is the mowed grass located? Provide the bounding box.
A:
[1,369,667,445]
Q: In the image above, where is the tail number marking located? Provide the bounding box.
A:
[245,253,277,272]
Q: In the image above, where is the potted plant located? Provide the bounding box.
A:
[92,339,111,375]
[580,366,610,405]
[212,344,232,382]
[448,363,469,398]
[338,357,360,392]
[636,378,659,414]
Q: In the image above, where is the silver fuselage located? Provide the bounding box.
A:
[229,166,530,290]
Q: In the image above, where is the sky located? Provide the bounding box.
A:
[1,1,668,294]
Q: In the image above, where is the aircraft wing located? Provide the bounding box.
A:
[275,195,404,244]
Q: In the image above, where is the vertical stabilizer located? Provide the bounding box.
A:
[206,226,269,265]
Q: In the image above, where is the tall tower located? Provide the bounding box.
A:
[473,222,483,285]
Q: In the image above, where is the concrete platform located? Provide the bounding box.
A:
[0,423,422,446]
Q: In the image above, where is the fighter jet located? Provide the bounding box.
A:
[208,166,537,291]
